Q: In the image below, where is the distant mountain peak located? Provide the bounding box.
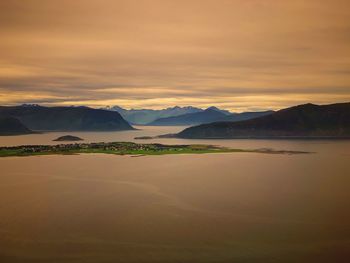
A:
[205,106,231,115]
[206,106,220,111]
[296,103,317,108]
[108,105,125,110]
[103,105,203,125]
[20,104,41,108]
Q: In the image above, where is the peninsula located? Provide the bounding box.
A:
[0,142,309,157]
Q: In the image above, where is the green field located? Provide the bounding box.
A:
[0,141,310,157]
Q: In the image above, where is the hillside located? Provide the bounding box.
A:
[177,103,350,138]
[149,108,228,126]
[0,105,134,131]
[224,111,274,122]
[0,117,33,135]
[150,108,272,126]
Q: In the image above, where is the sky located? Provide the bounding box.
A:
[0,0,350,112]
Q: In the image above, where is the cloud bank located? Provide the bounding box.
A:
[1,0,349,111]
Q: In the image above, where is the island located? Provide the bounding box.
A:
[53,135,84,141]
[134,136,154,140]
[0,142,310,157]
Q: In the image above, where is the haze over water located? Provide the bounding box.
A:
[1,126,349,262]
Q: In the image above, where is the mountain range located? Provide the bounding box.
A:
[176,102,350,138]
[150,107,273,126]
[0,105,134,133]
[104,106,203,125]
[105,105,270,126]
[2,102,349,138]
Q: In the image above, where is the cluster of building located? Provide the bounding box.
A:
[0,142,191,154]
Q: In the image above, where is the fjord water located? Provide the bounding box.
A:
[0,126,350,262]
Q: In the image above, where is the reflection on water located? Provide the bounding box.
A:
[0,126,350,262]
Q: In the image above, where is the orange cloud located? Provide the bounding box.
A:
[0,0,349,110]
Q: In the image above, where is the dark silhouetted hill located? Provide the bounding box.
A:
[150,108,273,126]
[0,105,134,131]
[177,103,350,138]
[149,108,228,126]
[0,117,33,135]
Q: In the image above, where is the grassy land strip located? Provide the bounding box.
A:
[0,142,310,157]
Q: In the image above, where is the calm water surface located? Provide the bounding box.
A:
[0,126,349,262]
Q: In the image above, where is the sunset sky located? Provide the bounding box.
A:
[1,0,349,111]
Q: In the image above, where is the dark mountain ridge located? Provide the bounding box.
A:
[223,110,274,122]
[149,108,228,126]
[0,116,34,135]
[150,108,273,126]
[0,105,134,131]
[177,102,350,138]
[105,106,203,125]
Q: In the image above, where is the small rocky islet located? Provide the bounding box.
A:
[53,135,84,142]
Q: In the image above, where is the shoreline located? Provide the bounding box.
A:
[0,141,311,158]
